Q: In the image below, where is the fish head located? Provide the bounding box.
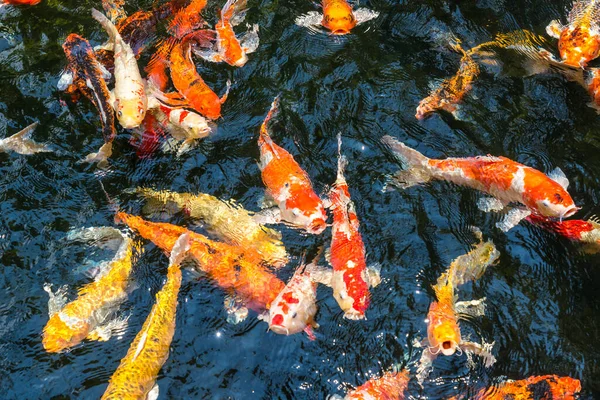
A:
[42,313,89,353]
[268,279,317,335]
[282,190,327,234]
[558,28,600,67]
[115,97,147,129]
[330,270,367,320]
[531,191,578,220]
[415,95,442,120]
[322,2,357,34]
[194,94,222,120]
[429,321,461,356]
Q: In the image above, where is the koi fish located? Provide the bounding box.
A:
[526,213,600,252]
[168,0,208,39]
[257,98,327,234]
[92,8,147,129]
[116,212,286,316]
[332,368,410,400]
[101,0,127,24]
[0,122,51,155]
[0,0,41,6]
[584,67,600,111]
[134,187,288,268]
[328,134,379,319]
[193,0,259,67]
[417,235,499,384]
[101,233,189,400]
[295,0,379,35]
[382,136,578,232]
[131,113,165,158]
[546,0,600,67]
[58,33,115,165]
[450,375,581,400]
[42,227,135,353]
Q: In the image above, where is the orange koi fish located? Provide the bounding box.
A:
[334,369,410,400]
[546,0,600,67]
[257,98,327,234]
[526,213,600,251]
[0,122,51,155]
[328,134,379,319]
[116,212,285,314]
[382,136,579,231]
[0,0,41,6]
[131,113,165,158]
[417,235,499,384]
[450,375,581,400]
[168,0,208,39]
[194,0,259,67]
[101,234,189,400]
[42,228,135,353]
[295,0,379,35]
[58,33,115,164]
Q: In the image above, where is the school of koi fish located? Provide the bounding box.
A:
[2,0,600,398]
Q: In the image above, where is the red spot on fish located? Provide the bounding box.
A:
[282,291,299,304]
[272,314,284,326]
[178,110,189,123]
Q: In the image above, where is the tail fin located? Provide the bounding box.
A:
[259,97,279,142]
[447,239,500,287]
[335,132,348,184]
[381,135,432,190]
[0,122,52,155]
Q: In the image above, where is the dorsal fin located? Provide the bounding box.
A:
[548,167,570,190]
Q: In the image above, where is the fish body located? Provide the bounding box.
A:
[382,136,578,228]
[42,228,135,353]
[0,122,51,155]
[546,0,600,67]
[147,96,211,144]
[135,188,288,267]
[258,98,327,234]
[101,234,189,400]
[168,0,208,38]
[526,213,600,248]
[295,0,378,35]
[465,375,581,400]
[102,0,126,24]
[116,212,285,312]
[328,134,370,319]
[341,369,409,400]
[92,8,147,129]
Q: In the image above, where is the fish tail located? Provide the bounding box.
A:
[381,135,432,191]
[91,8,119,42]
[336,132,348,183]
[259,96,279,142]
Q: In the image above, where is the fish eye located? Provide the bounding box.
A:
[291,312,297,319]
[554,193,564,202]
[542,199,551,207]
[117,111,122,117]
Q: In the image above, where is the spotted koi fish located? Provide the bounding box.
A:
[0,122,51,155]
[135,187,288,268]
[42,228,136,353]
[257,98,327,234]
[116,212,285,314]
[382,136,579,231]
[546,0,600,67]
[333,368,410,400]
[417,235,499,384]
[449,375,581,400]
[101,233,189,400]
[92,8,147,129]
[295,0,379,35]
[526,213,600,252]
[58,33,115,165]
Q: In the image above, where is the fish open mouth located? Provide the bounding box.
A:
[562,205,579,220]
[332,29,350,35]
[440,341,457,356]
[268,324,290,336]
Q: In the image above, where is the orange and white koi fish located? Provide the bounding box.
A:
[449,375,581,400]
[328,134,379,319]
[92,8,147,129]
[295,0,379,35]
[382,136,579,231]
[194,0,259,67]
[526,213,600,252]
[59,33,115,164]
[417,235,499,384]
[257,98,327,234]
[101,233,189,400]
[116,212,286,317]
[135,187,288,268]
[332,368,410,400]
[0,122,51,155]
[42,227,135,353]
[546,0,600,67]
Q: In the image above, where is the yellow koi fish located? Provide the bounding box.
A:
[0,122,51,155]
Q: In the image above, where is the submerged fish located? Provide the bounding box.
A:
[546,0,600,67]
[101,233,189,400]
[42,228,136,353]
[135,187,288,268]
[526,213,600,252]
[332,368,410,400]
[417,235,499,384]
[0,0,41,6]
[193,0,259,67]
[168,0,208,39]
[0,122,51,155]
[295,0,379,35]
[327,134,379,319]
[257,98,327,234]
[92,8,147,129]
[116,212,285,315]
[382,136,578,231]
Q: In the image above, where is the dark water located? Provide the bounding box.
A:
[1,0,600,398]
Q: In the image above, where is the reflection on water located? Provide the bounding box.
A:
[1,0,599,398]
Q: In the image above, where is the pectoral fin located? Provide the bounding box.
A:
[43,283,69,317]
[459,340,496,367]
[87,314,130,341]
[224,295,248,324]
[240,24,260,54]
[477,197,506,213]
[146,383,159,400]
[416,347,437,386]
[57,69,75,91]
[455,297,486,317]
[354,8,380,25]
[253,206,281,225]
[545,20,563,39]
[364,263,382,288]
[295,11,323,29]
[496,208,531,232]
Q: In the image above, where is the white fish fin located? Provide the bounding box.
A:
[57,69,74,91]
[66,226,124,243]
[133,312,153,361]
[455,297,486,317]
[88,314,130,342]
[0,122,52,155]
[335,132,348,184]
[96,60,112,80]
[381,136,432,190]
[295,11,323,29]
[383,168,432,191]
[568,0,600,25]
[146,384,159,400]
[477,197,506,213]
[545,20,563,38]
[176,139,195,157]
[43,283,69,317]
[547,167,570,190]
[253,206,281,225]
[304,263,333,286]
[416,348,437,386]
[353,8,380,25]
[170,233,191,266]
[459,340,496,367]
[496,208,531,232]
[224,295,248,324]
[365,263,381,288]
[79,141,113,167]
[257,312,269,322]
[192,47,222,64]
[240,24,260,54]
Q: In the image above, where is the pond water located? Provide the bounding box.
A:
[1,0,599,398]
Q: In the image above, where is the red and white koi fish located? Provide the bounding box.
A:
[526,213,600,251]
[92,8,147,129]
[0,122,51,155]
[546,0,600,67]
[449,375,581,400]
[295,0,379,35]
[382,136,579,231]
[332,368,410,400]
[0,0,40,6]
[328,134,379,319]
[257,98,327,234]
